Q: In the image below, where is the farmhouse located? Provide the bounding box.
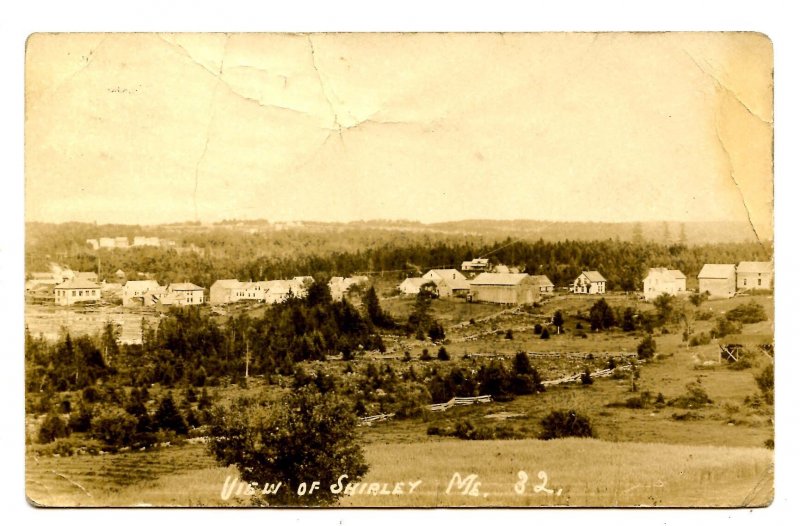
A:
[736,261,773,290]
[54,278,101,306]
[642,268,687,301]
[167,282,205,305]
[469,273,539,305]
[572,271,607,294]
[530,275,555,294]
[329,276,370,301]
[398,277,435,295]
[461,258,490,272]
[123,280,161,307]
[698,264,736,298]
[421,269,471,298]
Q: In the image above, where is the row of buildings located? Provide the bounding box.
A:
[86,236,175,250]
[399,268,558,305]
[643,261,772,300]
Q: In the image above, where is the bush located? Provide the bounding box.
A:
[539,410,594,440]
[689,292,706,307]
[695,310,713,321]
[69,403,93,433]
[533,324,543,335]
[420,348,433,361]
[637,335,657,360]
[91,406,138,446]
[711,317,742,338]
[38,413,71,444]
[505,329,514,340]
[437,346,450,361]
[401,350,412,362]
[154,394,188,435]
[540,328,550,340]
[580,368,594,385]
[756,364,774,405]
[726,301,768,324]
[689,332,711,347]
[427,322,446,342]
[208,386,368,506]
[670,379,713,409]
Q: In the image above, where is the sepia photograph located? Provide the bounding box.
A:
[22,30,775,509]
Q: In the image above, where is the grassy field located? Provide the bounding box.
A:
[25,293,775,508]
[26,438,773,507]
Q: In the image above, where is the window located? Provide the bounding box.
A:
[743,278,747,286]
[758,279,762,286]
[72,290,76,297]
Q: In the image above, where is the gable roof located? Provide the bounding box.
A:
[426,268,468,281]
[169,282,204,291]
[530,275,554,287]
[668,269,686,279]
[211,279,243,289]
[581,270,606,282]
[471,272,530,286]
[737,261,773,274]
[55,277,101,290]
[698,264,736,279]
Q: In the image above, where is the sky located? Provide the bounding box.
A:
[25,32,773,238]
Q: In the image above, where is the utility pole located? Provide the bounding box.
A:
[245,336,250,379]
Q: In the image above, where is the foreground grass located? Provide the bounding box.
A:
[340,438,773,507]
[27,438,772,508]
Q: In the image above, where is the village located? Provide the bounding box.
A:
[25,249,774,313]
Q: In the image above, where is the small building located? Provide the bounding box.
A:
[421,269,471,299]
[26,283,55,304]
[329,276,370,301]
[469,273,540,305]
[114,269,127,281]
[123,280,161,307]
[98,237,115,249]
[167,283,205,305]
[530,275,555,294]
[114,237,130,249]
[210,279,244,304]
[461,258,490,272]
[643,268,687,301]
[398,277,435,295]
[54,278,101,306]
[698,264,736,298]
[572,271,607,294]
[736,261,773,291]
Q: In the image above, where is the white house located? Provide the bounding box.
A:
[398,277,435,295]
[54,278,101,306]
[210,279,245,304]
[421,269,471,298]
[461,258,490,272]
[572,271,607,294]
[329,276,370,301]
[122,280,161,307]
[642,268,687,301]
[736,261,773,290]
[167,283,205,305]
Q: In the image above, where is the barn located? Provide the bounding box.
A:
[698,264,736,298]
[421,269,471,298]
[469,273,539,305]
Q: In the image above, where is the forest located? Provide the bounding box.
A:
[25,222,771,292]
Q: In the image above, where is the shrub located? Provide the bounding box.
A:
[576,322,584,330]
[154,394,188,435]
[540,328,550,340]
[726,301,768,324]
[580,368,594,385]
[91,406,138,446]
[420,348,433,361]
[695,310,713,321]
[670,379,713,409]
[437,346,450,361]
[208,386,368,506]
[711,317,742,338]
[689,332,711,347]
[637,335,657,360]
[533,324,543,335]
[505,329,514,340]
[606,357,617,370]
[38,413,71,444]
[689,292,706,307]
[539,410,594,440]
[764,438,774,450]
[69,403,93,433]
[401,350,412,362]
[389,382,432,419]
[428,322,446,342]
[756,364,774,405]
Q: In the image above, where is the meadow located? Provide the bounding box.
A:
[25,292,775,508]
